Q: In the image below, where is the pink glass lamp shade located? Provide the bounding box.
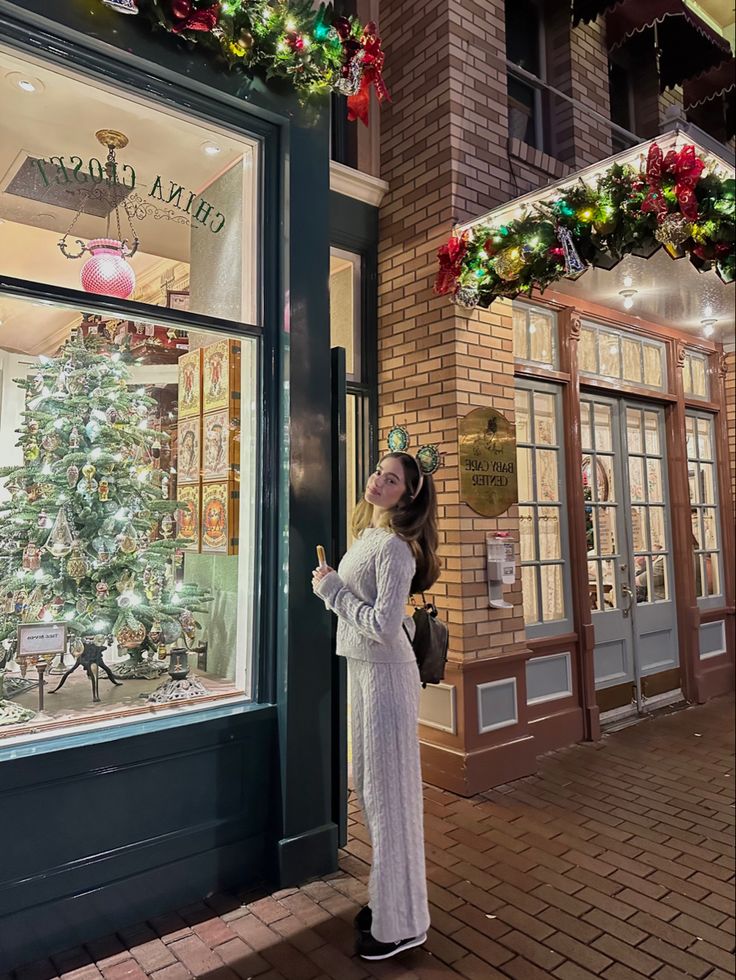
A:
[80,239,136,299]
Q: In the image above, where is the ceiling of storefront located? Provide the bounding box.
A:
[552,247,735,344]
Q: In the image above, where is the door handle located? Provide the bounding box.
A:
[621,583,633,618]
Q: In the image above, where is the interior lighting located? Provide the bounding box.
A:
[202,141,221,156]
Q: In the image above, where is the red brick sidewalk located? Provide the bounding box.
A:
[9,695,735,980]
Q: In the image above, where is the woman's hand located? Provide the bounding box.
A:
[312,565,334,593]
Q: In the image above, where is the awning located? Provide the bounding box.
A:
[572,0,619,27]
[683,55,736,109]
[605,0,732,91]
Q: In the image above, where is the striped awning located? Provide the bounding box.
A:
[573,0,732,91]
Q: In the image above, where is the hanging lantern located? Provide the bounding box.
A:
[58,130,140,299]
[80,239,136,299]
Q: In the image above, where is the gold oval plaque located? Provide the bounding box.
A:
[459,407,517,517]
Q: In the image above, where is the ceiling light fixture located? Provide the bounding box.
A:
[701,316,717,338]
[202,141,221,156]
[6,72,45,94]
[619,286,637,311]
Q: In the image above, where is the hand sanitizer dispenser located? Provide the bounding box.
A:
[487,532,515,609]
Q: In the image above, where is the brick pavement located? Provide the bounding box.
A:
[9,696,734,980]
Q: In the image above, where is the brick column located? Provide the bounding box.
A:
[378,0,535,795]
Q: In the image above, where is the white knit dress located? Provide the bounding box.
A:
[315,527,430,944]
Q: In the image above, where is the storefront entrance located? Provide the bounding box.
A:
[582,394,680,715]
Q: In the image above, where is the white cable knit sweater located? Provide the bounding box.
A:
[315,526,416,664]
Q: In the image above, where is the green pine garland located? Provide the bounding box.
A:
[101,0,379,104]
[436,147,735,309]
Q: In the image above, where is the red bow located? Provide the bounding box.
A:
[346,22,391,127]
[641,143,705,223]
[169,0,220,33]
[435,233,468,296]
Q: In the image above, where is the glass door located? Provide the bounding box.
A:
[581,395,679,714]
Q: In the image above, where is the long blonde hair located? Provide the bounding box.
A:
[352,452,440,594]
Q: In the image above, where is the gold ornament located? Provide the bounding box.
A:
[655,214,693,259]
[493,246,525,282]
[149,620,162,644]
[67,546,88,585]
[238,29,254,52]
[98,478,110,501]
[116,617,146,649]
[24,440,40,462]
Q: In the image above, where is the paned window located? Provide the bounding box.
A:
[506,0,545,150]
[513,303,558,368]
[580,401,619,611]
[682,350,710,400]
[515,381,571,635]
[579,322,666,390]
[686,412,723,606]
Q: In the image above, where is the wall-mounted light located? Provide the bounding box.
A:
[701,303,717,338]
[619,286,637,311]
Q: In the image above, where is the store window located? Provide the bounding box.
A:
[686,412,723,607]
[579,322,666,390]
[506,0,546,150]
[0,46,260,324]
[513,303,558,368]
[683,350,710,400]
[0,47,262,739]
[515,380,571,636]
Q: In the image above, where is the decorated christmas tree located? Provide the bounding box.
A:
[0,326,210,682]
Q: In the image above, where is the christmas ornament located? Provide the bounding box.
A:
[67,546,88,585]
[81,463,98,494]
[557,227,586,279]
[22,543,41,572]
[42,432,60,452]
[98,478,110,502]
[76,595,90,614]
[117,527,138,554]
[44,507,75,557]
[493,247,525,282]
[106,406,119,424]
[69,427,81,449]
[85,419,101,441]
[655,214,693,259]
[180,609,197,640]
[455,285,480,308]
[71,636,85,656]
[149,620,162,644]
[24,440,40,462]
[67,464,80,488]
[151,439,161,460]
[4,592,14,614]
[101,0,138,12]
[435,231,469,296]
[116,617,146,648]
[28,420,39,434]
[160,514,175,539]
[37,510,49,529]
[96,581,110,600]
[237,29,254,53]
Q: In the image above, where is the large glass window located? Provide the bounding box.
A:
[686,412,723,606]
[579,321,666,391]
[515,381,571,636]
[513,303,558,368]
[506,0,545,150]
[683,350,710,400]
[581,401,619,612]
[0,46,260,323]
[0,46,262,741]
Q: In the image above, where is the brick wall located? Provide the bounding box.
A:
[377,0,526,660]
[726,350,736,516]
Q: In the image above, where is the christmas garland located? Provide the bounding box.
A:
[99,0,389,124]
[435,143,735,309]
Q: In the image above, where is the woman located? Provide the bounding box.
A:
[312,451,440,961]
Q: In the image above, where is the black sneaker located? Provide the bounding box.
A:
[356,931,427,960]
[354,905,372,932]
